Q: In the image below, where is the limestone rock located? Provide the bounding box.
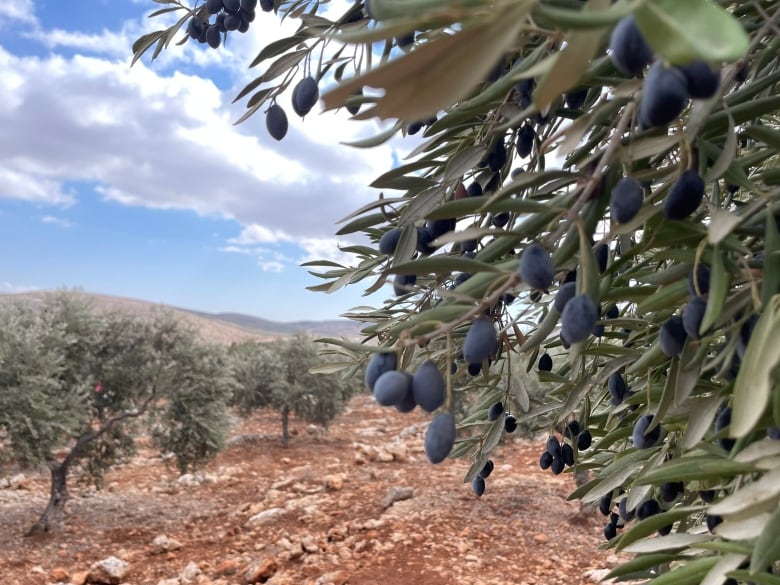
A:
[323,474,343,491]
[245,507,285,527]
[315,570,349,585]
[179,561,201,584]
[379,486,413,509]
[151,534,182,554]
[87,556,130,585]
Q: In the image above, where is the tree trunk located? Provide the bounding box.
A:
[281,406,290,447]
[26,461,70,537]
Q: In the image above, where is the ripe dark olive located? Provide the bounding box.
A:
[463,316,498,366]
[516,124,535,158]
[554,282,576,313]
[637,498,660,519]
[609,16,653,77]
[546,436,562,459]
[577,429,593,451]
[393,274,417,296]
[479,459,494,479]
[565,87,588,110]
[394,380,417,413]
[638,61,690,129]
[472,475,486,497]
[688,263,711,296]
[564,420,581,438]
[538,353,553,372]
[467,181,483,197]
[412,360,445,413]
[604,522,617,541]
[504,414,517,433]
[676,60,720,99]
[610,177,644,224]
[487,401,504,422]
[561,443,575,466]
[594,243,609,274]
[550,457,564,475]
[378,227,403,255]
[660,481,684,503]
[373,370,410,407]
[266,104,288,141]
[424,412,456,464]
[539,451,553,470]
[206,0,224,14]
[682,296,707,340]
[205,24,221,49]
[599,493,613,516]
[364,352,398,391]
[519,244,554,290]
[663,170,705,220]
[292,76,319,117]
[561,294,599,343]
[699,489,717,503]
[426,218,456,240]
[224,12,242,30]
[659,315,687,357]
[706,514,723,533]
[608,372,628,406]
[633,414,661,449]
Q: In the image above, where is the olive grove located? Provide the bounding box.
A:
[133,1,780,583]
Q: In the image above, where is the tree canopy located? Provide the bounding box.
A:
[0,291,234,534]
[133,1,780,582]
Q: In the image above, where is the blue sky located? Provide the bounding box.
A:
[0,0,405,321]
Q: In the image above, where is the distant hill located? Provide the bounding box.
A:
[0,291,362,345]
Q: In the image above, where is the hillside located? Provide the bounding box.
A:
[0,291,362,345]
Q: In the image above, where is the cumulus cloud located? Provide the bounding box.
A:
[0,42,394,232]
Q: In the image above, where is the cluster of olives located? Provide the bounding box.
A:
[265,76,320,141]
[538,420,592,476]
[470,458,493,497]
[364,352,455,464]
[186,0,266,49]
[609,15,721,130]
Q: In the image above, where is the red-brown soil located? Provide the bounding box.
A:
[0,396,619,585]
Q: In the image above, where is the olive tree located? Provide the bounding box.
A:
[134,1,780,582]
[229,334,361,444]
[0,291,234,535]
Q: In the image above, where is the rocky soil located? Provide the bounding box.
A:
[0,396,621,585]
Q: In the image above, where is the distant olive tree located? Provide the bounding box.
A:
[0,291,233,535]
[229,333,360,444]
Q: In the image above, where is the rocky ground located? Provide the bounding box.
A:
[0,396,622,585]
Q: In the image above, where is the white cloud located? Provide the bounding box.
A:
[41,215,75,228]
[258,260,284,272]
[0,0,36,25]
[228,223,291,244]
[0,41,396,238]
[298,237,356,266]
